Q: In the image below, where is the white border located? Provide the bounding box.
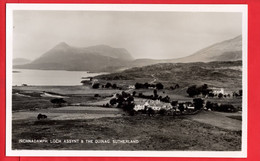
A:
[6,4,248,157]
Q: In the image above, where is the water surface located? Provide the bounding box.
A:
[12,69,106,86]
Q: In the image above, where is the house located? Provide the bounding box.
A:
[128,85,135,89]
[211,87,225,95]
[187,106,195,110]
[134,104,145,111]
[151,106,161,111]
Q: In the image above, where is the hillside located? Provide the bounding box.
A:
[14,35,242,72]
[15,43,134,72]
[129,35,242,67]
[13,58,31,65]
[172,35,242,63]
[96,60,242,89]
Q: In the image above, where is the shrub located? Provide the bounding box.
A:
[206,101,213,110]
[147,108,155,117]
[187,85,199,97]
[171,101,178,106]
[158,109,167,116]
[92,83,100,89]
[110,98,117,105]
[219,104,237,112]
[112,84,117,89]
[239,90,242,96]
[50,98,66,107]
[187,84,211,97]
[193,98,204,110]
[105,82,112,88]
[156,83,164,90]
[135,83,143,89]
[218,93,223,99]
[94,94,100,97]
[161,95,170,103]
[178,103,185,113]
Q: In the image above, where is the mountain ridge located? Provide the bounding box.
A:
[15,35,242,72]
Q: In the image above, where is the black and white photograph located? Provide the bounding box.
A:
[6,4,247,157]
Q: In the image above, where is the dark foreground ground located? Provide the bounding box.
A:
[12,114,241,151]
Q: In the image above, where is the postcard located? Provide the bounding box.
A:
[5,4,248,157]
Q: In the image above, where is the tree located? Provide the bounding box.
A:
[239,90,242,96]
[92,83,100,89]
[127,96,134,103]
[153,89,158,98]
[233,92,239,97]
[122,102,135,112]
[178,103,185,113]
[187,85,199,97]
[175,84,180,89]
[171,101,178,107]
[112,83,117,89]
[205,101,213,110]
[158,109,167,116]
[147,108,155,117]
[105,82,112,88]
[199,84,211,96]
[109,98,117,105]
[218,93,223,99]
[121,91,129,98]
[94,94,100,97]
[135,83,143,89]
[144,82,150,89]
[132,91,136,96]
[156,83,164,90]
[208,93,214,97]
[219,104,237,112]
[202,84,208,89]
[193,98,204,110]
[116,95,125,108]
[161,95,170,103]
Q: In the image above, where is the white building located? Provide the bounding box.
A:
[211,87,225,95]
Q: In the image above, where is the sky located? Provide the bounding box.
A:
[13,10,242,60]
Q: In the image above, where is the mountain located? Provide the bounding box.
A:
[171,35,242,63]
[127,35,242,67]
[13,58,31,65]
[15,35,242,72]
[15,43,134,72]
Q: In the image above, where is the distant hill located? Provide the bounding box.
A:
[129,35,242,67]
[96,60,242,89]
[15,35,242,72]
[15,43,134,72]
[13,58,31,65]
[172,35,242,63]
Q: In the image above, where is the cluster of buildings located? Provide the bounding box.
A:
[207,87,234,98]
[133,99,195,112]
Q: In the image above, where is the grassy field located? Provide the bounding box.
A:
[13,85,120,96]
[12,114,241,151]
[95,61,242,89]
[12,86,120,111]
[12,85,242,151]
